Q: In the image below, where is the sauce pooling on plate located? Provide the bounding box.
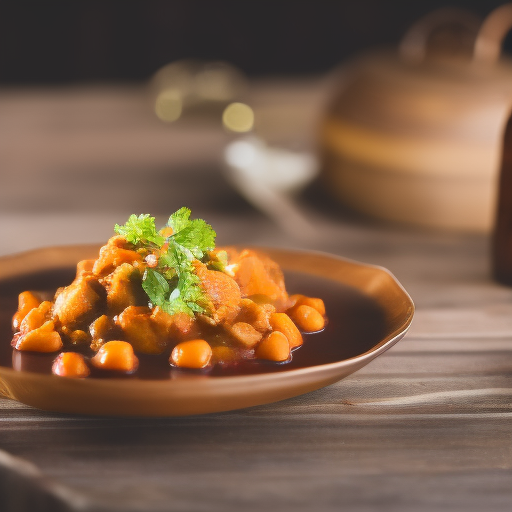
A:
[0,269,386,379]
[6,209,368,379]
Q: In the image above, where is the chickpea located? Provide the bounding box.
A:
[91,340,139,372]
[52,352,90,378]
[289,294,326,316]
[269,313,303,349]
[255,331,290,362]
[170,339,212,369]
[12,291,42,331]
[289,305,325,332]
[14,321,63,352]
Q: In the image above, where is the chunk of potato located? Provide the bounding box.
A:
[53,275,105,330]
[76,259,95,278]
[235,298,275,333]
[103,263,145,315]
[117,306,169,354]
[92,238,143,276]
[168,312,201,341]
[150,308,201,342]
[194,261,241,324]
[227,321,262,348]
[232,250,288,303]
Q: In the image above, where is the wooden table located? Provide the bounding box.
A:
[2,85,512,512]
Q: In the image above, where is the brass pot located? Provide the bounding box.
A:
[320,5,512,232]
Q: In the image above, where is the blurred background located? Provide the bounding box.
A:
[2,0,512,257]
[1,1,510,83]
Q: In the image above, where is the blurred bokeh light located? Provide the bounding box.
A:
[222,103,254,133]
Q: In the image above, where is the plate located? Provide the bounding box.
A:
[0,245,414,416]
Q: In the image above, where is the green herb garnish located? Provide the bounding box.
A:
[114,208,217,316]
[114,214,164,247]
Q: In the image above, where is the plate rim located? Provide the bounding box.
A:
[0,244,414,415]
[0,244,414,385]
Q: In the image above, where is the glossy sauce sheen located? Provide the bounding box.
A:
[0,267,387,379]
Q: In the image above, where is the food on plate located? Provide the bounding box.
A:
[10,208,327,377]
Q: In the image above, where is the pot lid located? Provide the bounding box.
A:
[327,5,512,144]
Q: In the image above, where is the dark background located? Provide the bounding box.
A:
[0,0,511,85]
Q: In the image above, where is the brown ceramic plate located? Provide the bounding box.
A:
[0,245,414,416]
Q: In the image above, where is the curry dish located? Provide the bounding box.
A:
[11,209,327,378]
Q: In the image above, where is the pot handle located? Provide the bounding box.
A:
[474,3,512,64]
[399,7,481,63]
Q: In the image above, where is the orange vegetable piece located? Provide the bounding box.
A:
[233,250,287,302]
[235,298,275,333]
[90,315,114,342]
[289,294,326,316]
[12,291,42,331]
[92,238,143,276]
[289,305,325,332]
[53,275,104,330]
[194,261,241,324]
[117,306,169,354]
[255,331,290,362]
[150,307,175,332]
[228,322,262,348]
[14,321,63,352]
[52,352,90,378]
[91,340,139,372]
[19,301,52,334]
[168,312,200,341]
[170,339,212,369]
[76,259,95,277]
[269,312,303,349]
[104,263,144,315]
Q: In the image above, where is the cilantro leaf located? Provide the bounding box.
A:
[155,239,210,315]
[141,268,170,308]
[115,214,164,246]
[167,207,191,234]
[159,267,208,316]
[172,219,216,259]
[117,208,218,317]
[166,207,216,259]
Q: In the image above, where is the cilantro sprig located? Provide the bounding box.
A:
[114,208,217,316]
[114,214,164,247]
